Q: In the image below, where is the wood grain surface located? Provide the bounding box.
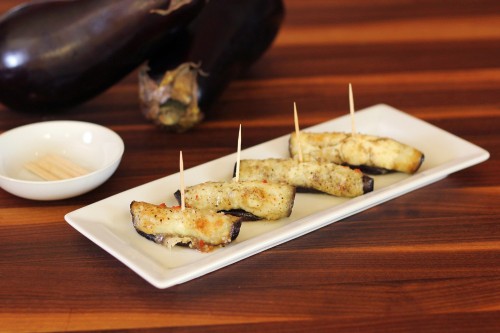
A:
[1,0,499,332]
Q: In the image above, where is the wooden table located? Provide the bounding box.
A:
[1,1,499,332]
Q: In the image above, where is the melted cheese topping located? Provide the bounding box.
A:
[183,180,295,220]
[290,132,424,174]
[238,159,367,197]
[130,201,240,252]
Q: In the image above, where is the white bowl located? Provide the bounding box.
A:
[0,120,124,200]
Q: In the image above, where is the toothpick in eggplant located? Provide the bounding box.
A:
[349,83,357,137]
[234,124,242,182]
[179,151,185,210]
[293,102,303,162]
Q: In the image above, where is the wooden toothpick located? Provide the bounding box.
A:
[293,102,303,162]
[179,151,185,210]
[349,83,357,137]
[234,124,242,182]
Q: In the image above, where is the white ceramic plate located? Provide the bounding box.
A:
[65,104,489,288]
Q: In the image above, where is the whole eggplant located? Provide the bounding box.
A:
[0,0,204,112]
[139,0,285,132]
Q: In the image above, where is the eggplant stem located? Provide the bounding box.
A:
[150,0,194,16]
[139,62,203,132]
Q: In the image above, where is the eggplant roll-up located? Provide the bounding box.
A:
[174,180,296,221]
[238,159,373,198]
[130,201,242,252]
[290,132,424,174]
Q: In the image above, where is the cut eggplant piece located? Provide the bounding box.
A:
[139,0,285,131]
[174,180,296,221]
[238,159,373,198]
[289,132,424,174]
[130,201,242,252]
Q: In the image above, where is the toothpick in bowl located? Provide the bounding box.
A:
[24,153,89,181]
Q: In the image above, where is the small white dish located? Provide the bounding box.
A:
[0,120,124,200]
[65,104,489,288]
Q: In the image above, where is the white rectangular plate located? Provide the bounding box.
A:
[65,104,489,288]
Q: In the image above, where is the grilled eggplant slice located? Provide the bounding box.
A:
[289,132,424,174]
[130,201,242,252]
[139,0,285,131]
[238,159,373,198]
[174,180,296,221]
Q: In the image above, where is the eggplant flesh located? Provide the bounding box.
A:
[237,159,374,198]
[174,189,262,221]
[175,190,262,221]
[0,0,204,112]
[289,132,425,174]
[139,0,285,132]
[130,200,242,252]
[173,180,296,221]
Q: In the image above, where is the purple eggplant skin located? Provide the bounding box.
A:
[139,0,285,132]
[0,0,205,112]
